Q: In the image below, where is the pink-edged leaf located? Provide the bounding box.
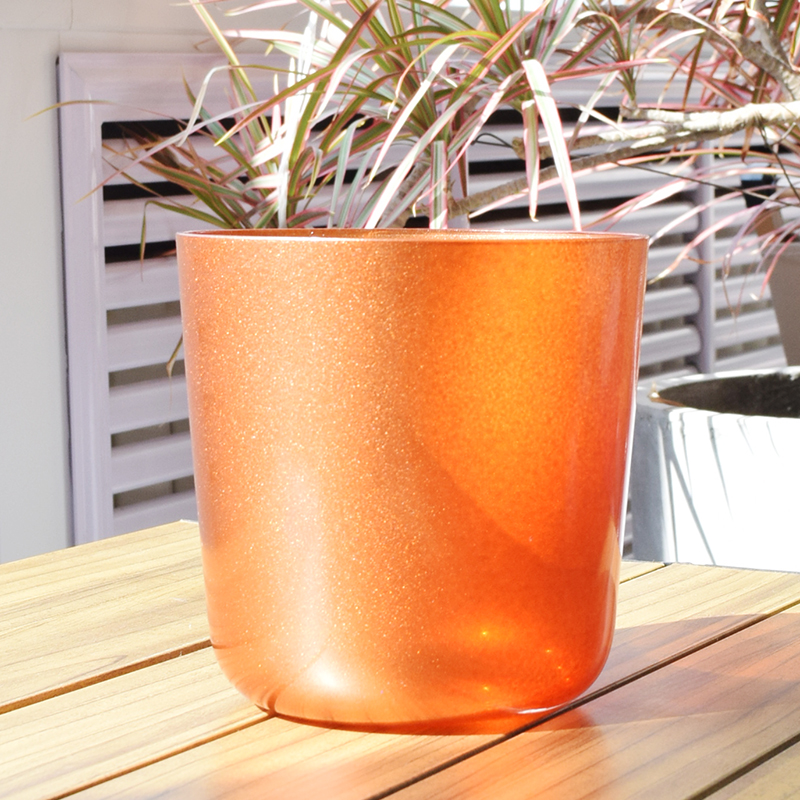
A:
[449,71,518,168]
[760,233,797,293]
[316,48,371,117]
[648,28,708,59]
[246,174,282,189]
[177,65,235,146]
[570,70,621,146]
[189,0,256,103]
[596,174,694,227]
[430,140,447,229]
[339,141,381,227]
[654,204,754,281]
[363,89,476,227]
[328,121,357,226]
[366,162,430,228]
[548,58,663,83]
[521,100,539,221]
[540,0,584,63]
[271,83,281,135]
[523,58,581,230]
[368,42,462,185]
[250,137,286,167]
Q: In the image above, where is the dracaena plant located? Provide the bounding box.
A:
[581,0,800,283]
[111,0,800,283]
[108,0,638,232]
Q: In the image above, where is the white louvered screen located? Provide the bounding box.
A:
[58,53,272,544]
[58,52,786,545]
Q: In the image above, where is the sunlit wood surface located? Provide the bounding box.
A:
[3,521,800,799]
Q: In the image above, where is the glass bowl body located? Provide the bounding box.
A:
[177,229,648,733]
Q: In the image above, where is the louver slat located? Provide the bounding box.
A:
[110,432,194,495]
[109,378,189,435]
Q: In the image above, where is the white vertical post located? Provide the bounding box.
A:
[692,151,716,374]
[58,55,115,544]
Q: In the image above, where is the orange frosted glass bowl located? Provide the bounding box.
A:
[176,229,648,733]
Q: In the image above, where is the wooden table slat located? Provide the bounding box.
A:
[0,649,265,800]
[6,522,800,800]
[0,520,208,712]
[712,737,800,798]
[42,563,800,800]
[389,604,800,800]
[619,559,665,582]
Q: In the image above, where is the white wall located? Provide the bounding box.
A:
[0,1,290,562]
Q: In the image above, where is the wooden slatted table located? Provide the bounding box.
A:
[3,520,800,799]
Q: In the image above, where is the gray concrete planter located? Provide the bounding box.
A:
[630,368,800,570]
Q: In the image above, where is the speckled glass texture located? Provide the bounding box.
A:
[176,229,648,733]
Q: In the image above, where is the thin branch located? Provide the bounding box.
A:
[626,99,800,135]
[634,6,800,100]
[727,30,800,100]
[449,129,702,219]
[439,97,800,219]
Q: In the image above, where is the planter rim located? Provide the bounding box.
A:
[176,229,647,244]
[637,366,800,421]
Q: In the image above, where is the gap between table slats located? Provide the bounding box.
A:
[701,729,800,799]
[383,601,800,800]
[0,520,209,714]
[36,562,800,800]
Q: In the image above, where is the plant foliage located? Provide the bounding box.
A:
[111,0,800,273]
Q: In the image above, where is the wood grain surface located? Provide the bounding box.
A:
[0,649,264,800]
[4,524,800,800]
[390,605,800,800]
[713,736,800,799]
[0,520,207,713]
